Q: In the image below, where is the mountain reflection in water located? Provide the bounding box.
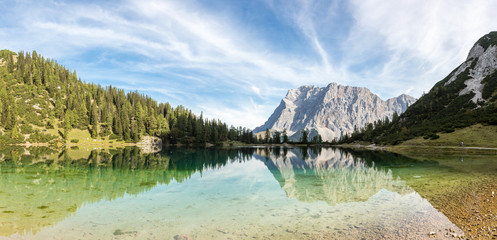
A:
[255,147,412,205]
[0,146,463,239]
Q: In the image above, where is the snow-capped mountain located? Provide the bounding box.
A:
[253,83,416,141]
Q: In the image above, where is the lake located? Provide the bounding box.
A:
[1,146,496,239]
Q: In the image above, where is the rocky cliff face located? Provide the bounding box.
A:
[254,83,416,141]
[444,33,497,103]
[137,136,162,153]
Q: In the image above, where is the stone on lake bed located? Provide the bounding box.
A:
[113,229,137,236]
[174,234,193,240]
[217,229,228,234]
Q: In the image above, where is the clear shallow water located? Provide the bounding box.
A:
[1,147,489,239]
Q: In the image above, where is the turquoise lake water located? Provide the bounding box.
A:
[1,146,490,239]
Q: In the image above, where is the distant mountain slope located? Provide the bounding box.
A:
[343,31,497,144]
[254,83,416,141]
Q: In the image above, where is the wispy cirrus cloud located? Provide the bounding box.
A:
[344,0,497,97]
[1,0,497,128]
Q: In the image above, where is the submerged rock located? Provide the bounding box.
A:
[174,234,193,240]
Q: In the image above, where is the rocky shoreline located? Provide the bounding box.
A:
[136,136,163,153]
[430,180,497,239]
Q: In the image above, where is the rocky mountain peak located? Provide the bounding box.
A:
[467,43,486,61]
[445,32,497,103]
[254,83,416,141]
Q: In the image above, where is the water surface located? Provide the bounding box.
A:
[1,146,493,239]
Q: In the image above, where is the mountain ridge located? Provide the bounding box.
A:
[254,82,416,141]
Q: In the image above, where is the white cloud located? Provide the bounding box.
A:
[198,100,273,130]
[345,0,497,97]
[0,0,323,129]
[2,0,497,129]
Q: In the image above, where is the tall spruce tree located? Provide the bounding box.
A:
[282,129,289,143]
[301,129,308,144]
[273,131,281,144]
[265,128,271,144]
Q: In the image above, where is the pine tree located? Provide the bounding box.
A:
[4,98,16,130]
[90,103,98,125]
[135,102,145,135]
[301,129,308,144]
[203,123,210,143]
[131,120,139,142]
[91,122,99,138]
[282,129,289,143]
[33,64,42,86]
[273,131,281,144]
[156,115,169,136]
[54,93,64,120]
[146,109,157,136]
[392,112,399,122]
[248,131,254,144]
[89,103,99,138]
[265,128,271,144]
[6,54,15,73]
[77,97,88,127]
[0,81,4,123]
[113,116,122,137]
[10,124,19,140]
[121,103,131,140]
[195,118,203,142]
[63,113,71,140]
[211,121,219,143]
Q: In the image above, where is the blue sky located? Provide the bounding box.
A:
[1,0,497,129]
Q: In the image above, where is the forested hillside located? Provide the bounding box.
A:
[0,50,255,145]
[340,32,497,145]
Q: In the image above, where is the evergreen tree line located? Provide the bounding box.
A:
[336,114,395,144]
[260,128,323,144]
[0,50,255,144]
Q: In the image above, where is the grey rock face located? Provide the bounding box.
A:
[254,83,416,141]
[445,43,497,103]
